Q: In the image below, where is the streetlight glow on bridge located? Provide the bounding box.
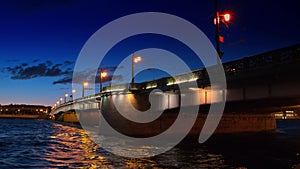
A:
[83,82,89,87]
[100,69,108,93]
[131,55,143,89]
[101,71,108,78]
[82,82,89,97]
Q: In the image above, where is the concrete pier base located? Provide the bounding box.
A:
[99,107,276,136]
[59,109,276,136]
[190,113,276,135]
[63,111,79,123]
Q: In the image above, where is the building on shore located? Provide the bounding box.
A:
[0,104,51,115]
[274,110,300,120]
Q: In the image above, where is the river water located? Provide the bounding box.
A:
[0,119,299,168]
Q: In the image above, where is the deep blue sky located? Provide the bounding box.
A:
[0,0,299,106]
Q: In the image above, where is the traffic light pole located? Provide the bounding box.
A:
[215,0,222,61]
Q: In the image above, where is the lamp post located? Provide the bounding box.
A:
[82,82,89,97]
[71,89,76,101]
[59,97,63,104]
[214,0,231,60]
[131,54,142,89]
[64,93,68,103]
[100,69,108,93]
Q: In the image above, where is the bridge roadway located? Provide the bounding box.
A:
[51,44,300,135]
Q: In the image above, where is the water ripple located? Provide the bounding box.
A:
[0,119,299,168]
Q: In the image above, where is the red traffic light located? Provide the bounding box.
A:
[224,13,231,22]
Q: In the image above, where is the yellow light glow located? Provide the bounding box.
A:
[107,87,126,92]
[174,77,198,84]
[101,71,108,77]
[65,93,69,97]
[189,87,202,91]
[83,82,89,86]
[146,83,157,89]
[134,56,142,63]
[72,89,76,93]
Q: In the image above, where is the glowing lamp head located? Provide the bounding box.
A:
[134,56,142,63]
[101,71,108,78]
[72,89,76,93]
[224,13,231,22]
[64,93,68,97]
[83,82,89,87]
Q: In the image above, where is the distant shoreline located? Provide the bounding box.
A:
[0,114,46,119]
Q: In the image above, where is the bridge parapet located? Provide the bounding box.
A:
[51,44,300,115]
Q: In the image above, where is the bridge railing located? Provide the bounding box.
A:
[223,44,300,75]
[51,44,300,113]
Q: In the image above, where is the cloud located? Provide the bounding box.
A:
[6,60,121,86]
[45,60,53,66]
[63,61,73,66]
[53,77,72,85]
[21,63,29,67]
[10,63,47,79]
[6,60,73,80]
[52,66,122,85]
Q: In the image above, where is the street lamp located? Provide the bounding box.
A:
[131,54,142,89]
[64,93,68,103]
[82,82,89,97]
[214,0,232,60]
[59,97,63,104]
[100,69,108,93]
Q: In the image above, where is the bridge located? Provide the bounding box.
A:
[51,44,300,135]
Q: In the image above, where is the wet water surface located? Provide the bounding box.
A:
[0,119,299,168]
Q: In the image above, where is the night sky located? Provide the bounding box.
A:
[0,0,299,106]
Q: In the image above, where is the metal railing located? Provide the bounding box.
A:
[52,44,300,112]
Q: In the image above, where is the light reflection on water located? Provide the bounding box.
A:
[0,119,299,168]
[0,119,226,168]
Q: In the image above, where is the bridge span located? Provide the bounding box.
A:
[51,44,300,135]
